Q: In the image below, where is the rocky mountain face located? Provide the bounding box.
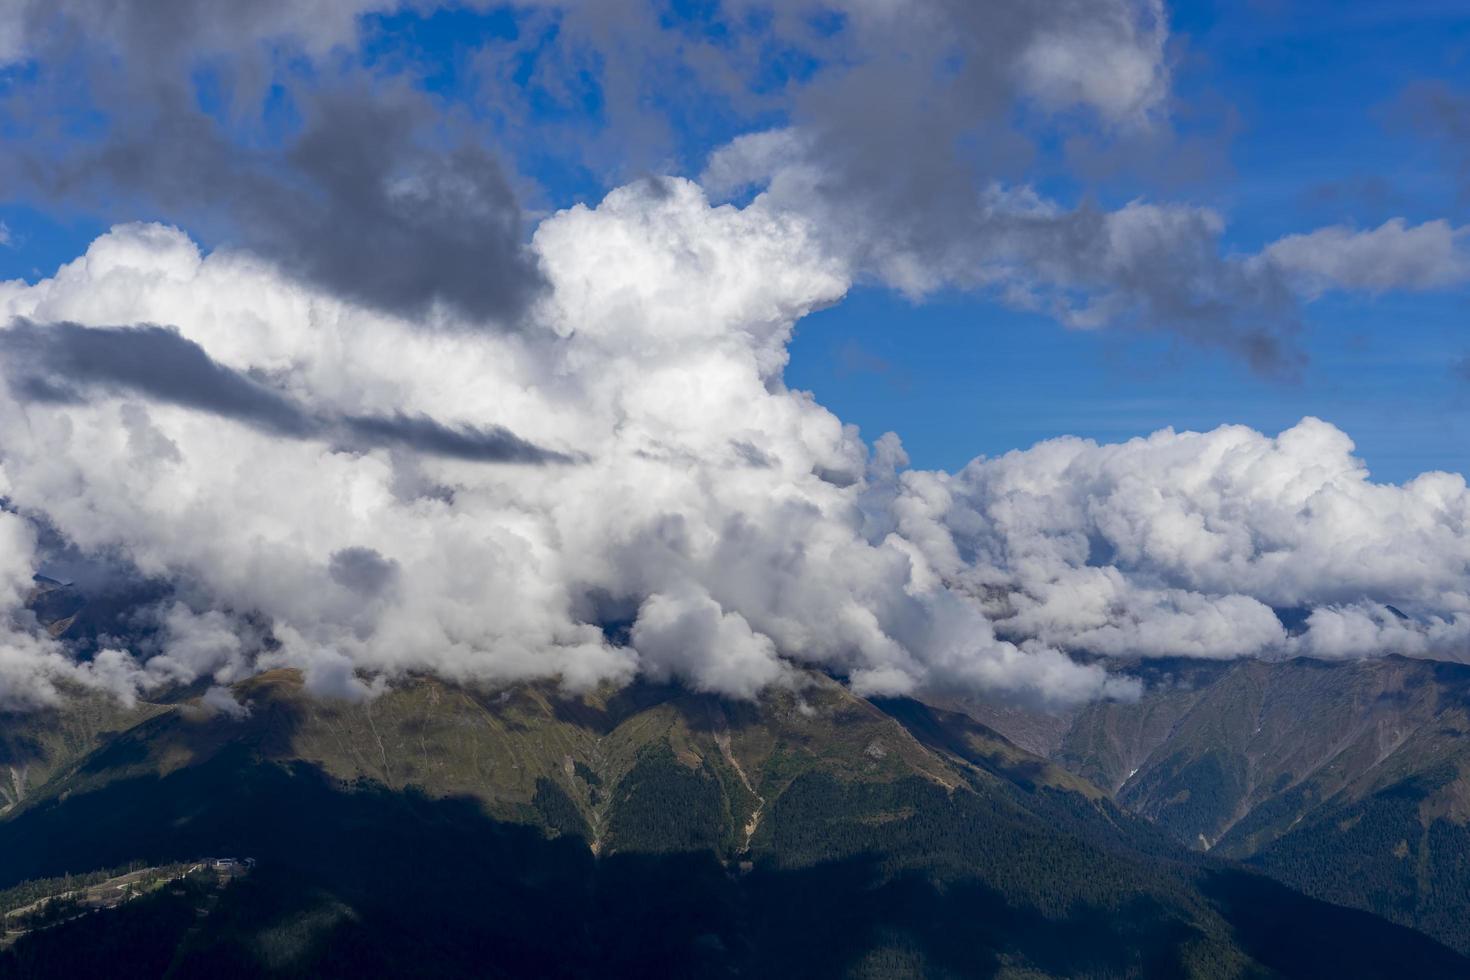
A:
[961,655,1470,955]
[0,667,1466,977]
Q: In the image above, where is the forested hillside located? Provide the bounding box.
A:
[0,669,1465,977]
[961,656,1470,955]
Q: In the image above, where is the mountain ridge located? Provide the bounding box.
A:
[2,664,1467,977]
[959,654,1470,954]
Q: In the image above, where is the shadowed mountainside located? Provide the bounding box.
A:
[959,655,1470,954]
[0,668,1466,977]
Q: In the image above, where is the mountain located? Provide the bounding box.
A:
[24,576,85,639]
[960,655,1470,956]
[1,667,1466,977]
[0,685,165,814]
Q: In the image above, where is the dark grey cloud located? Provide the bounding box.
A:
[3,3,543,324]
[762,3,1297,373]
[341,413,577,465]
[0,319,572,464]
[1,320,311,436]
[3,0,1301,367]
[276,90,543,322]
[328,546,399,597]
[7,0,373,71]
[497,1,1302,374]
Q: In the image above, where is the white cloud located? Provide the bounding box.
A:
[0,179,1128,709]
[631,588,792,699]
[1259,218,1470,295]
[201,683,251,718]
[4,176,1469,716]
[888,417,1470,663]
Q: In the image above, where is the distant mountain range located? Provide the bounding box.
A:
[961,654,1470,958]
[1,657,1467,978]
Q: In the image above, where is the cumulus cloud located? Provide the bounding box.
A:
[3,0,1469,711]
[1258,218,1470,296]
[885,417,1470,663]
[0,180,1128,709]
[1,176,1467,714]
[631,588,792,700]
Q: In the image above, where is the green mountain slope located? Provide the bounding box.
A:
[963,655,1470,954]
[0,687,165,814]
[1,669,1465,977]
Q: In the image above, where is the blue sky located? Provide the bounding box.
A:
[2,0,1468,482]
[787,1,1470,482]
